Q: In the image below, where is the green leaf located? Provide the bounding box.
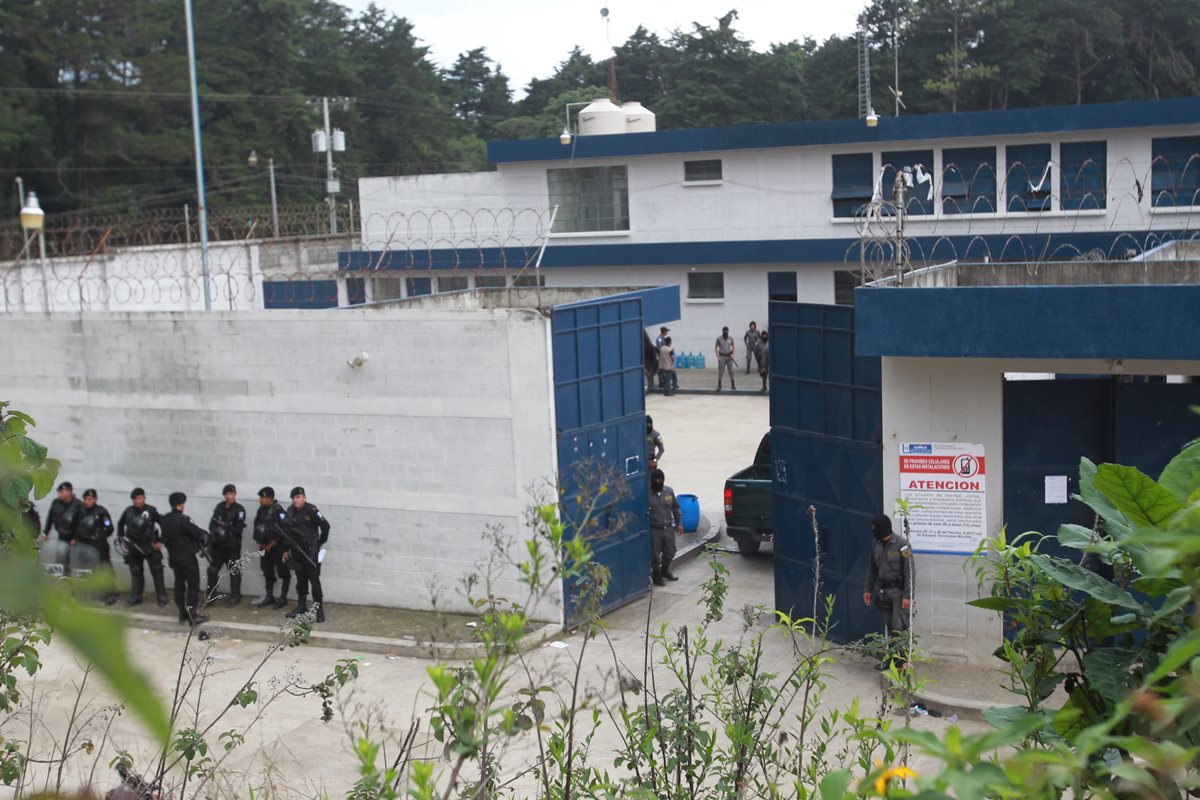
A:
[1077,458,1132,538]
[1094,464,1183,527]
[1082,648,1139,708]
[14,435,47,468]
[1131,575,1185,597]
[40,588,171,742]
[1027,554,1142,610]
[1157,442,1200,504]
[0,474,33,510]
[819,769,853,800]
[1144,633,1200,685]
[966,596,1017,612]
[1056,523,1096,550]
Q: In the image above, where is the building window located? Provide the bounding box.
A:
[405,277,431,297]
[687,272,724,299]
[1061,141,1107,210]
[942,146,996,214]
[882,149,934,215]
[547,166,629,232]
[475,275,506,288]
[834,270,858,306]
[684,159,722,182]
[436,276,469,293]
[1006,144,1051,212]
[1151,136,1200,207]
[831,153,874,218]
[512,274,546,288]
[372,276,403,301]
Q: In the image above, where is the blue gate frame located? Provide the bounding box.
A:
[770,301,883,644]
[552,294,651,625]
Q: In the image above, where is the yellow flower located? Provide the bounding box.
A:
[875,765,918,795]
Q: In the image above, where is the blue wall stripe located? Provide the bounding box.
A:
[854,285,1200,360]
[340,229,1194,271]
[488,98,1200,164]
[262,279,339,309]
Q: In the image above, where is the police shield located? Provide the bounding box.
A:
[70,542,101,579]
[38,539,70,577]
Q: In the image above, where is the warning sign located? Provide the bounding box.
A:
[899,442,987,555]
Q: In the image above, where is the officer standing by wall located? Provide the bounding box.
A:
[862,514,914,666]
[42,481,83,543]
[758,330,770,393]
[648,468,682,587]
[118,488,167,607]
[283,487,330,623]
[714,326,737,391]
[208,484,247,607]
[78,489,118,605]
[743,321,759,375]
[646,416,665,467]
[252,487,291,609]
[160,492,210,626]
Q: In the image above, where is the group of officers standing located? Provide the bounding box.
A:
[31,482,331,626]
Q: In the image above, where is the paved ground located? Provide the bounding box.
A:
[13,389,1004,797]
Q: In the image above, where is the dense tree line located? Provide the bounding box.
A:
[1,0,1197,216]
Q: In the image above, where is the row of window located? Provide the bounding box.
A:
[547,160,722,234]
[832,135,1200,218]
[352,273,545,303]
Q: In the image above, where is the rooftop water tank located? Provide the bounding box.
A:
[578,98,626,136]
[622,101,656,133]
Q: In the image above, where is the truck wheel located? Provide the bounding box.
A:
[735,538,761,555]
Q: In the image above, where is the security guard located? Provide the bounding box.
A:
[742,321,759,374]
[78,489,118,605]
[648,468,682,587]
[118,488,168,607]
[862,514,914,662]
[714,326,737,391]
[646,416,665,464]
[283,486,330,623]
[208,484,247,607]
[159,492,210,626]
[252,487,291,609]
[43,481,83,542]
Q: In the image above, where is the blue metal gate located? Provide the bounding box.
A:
[770,301,883,644]
[552,294,650,624]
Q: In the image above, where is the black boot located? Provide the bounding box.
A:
[731,379,736,391]
[225,575,242,607]
[156,594,169,607]
[126,595,143,607]
[285,601,308,619]
[104,593,118,606]
[315,606,326,623]
[253,594,275,608]
[273,595,289,610]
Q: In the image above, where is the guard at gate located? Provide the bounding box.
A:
[862,514,914,666]
[208,484,247,607]
[648,468,682,587]
[118,488,167,607]
[78,488,118,605]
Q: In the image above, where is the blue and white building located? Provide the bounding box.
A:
[346,97,1200,356]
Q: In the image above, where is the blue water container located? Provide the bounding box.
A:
[680,352,692,369]
[677,494,700,533]
[697,353,706,369]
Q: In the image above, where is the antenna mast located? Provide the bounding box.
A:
[857,28,872,119]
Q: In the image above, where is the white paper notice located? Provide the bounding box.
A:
[1044,475,1068,504]
[899,442,987,555]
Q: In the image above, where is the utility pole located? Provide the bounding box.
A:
[322,97,336,235]
[184,0,212,310]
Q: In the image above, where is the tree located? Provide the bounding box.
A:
[445,47,513,141]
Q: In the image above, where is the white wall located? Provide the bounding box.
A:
[882,357,1200,665]
[358,124,1200,254]
[0,307,561,618]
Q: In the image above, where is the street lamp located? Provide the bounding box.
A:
[19,191,49,311]
[559,101,591,146]
[247,150,280,238]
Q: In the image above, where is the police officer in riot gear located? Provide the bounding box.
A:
[253,487,291,609]
[118,488,168,607]
[160,492,210,626]
[863,514,914,667]
[78,489,118,605]
[208,484,247,607]
[283,486,330,623]
[43,481,83,542]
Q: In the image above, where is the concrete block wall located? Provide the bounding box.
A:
[0,306,561,618]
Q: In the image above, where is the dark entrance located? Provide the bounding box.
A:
[769,301,882,644]
[768,271,798,302]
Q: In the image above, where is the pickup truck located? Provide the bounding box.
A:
[723,432,772,555]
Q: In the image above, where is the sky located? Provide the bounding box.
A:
[344,1,870,97]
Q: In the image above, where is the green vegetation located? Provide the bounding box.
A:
[1,1,1198,216]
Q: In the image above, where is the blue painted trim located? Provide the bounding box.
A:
[855,285,1200,360]
[262,279,338,309]
[556,285,679,326]
[341,229,1192,270]
[488,98,1200,164]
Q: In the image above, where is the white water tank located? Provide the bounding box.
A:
[578,98,626,135]
[622,101,656,133]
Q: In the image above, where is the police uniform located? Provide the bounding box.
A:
[646,426,665,464]
[21,503,40,539]
[208,495,247,606]
[253,496,291,609]
[283,495,330,621]
[118,500,167,606]
[648,481,682,584]
[864,532,914,637]
[742,326,759,374]
[44,496,83,542]
[77,498,118,605]
[160,497,209,624]
[715,332,736,390]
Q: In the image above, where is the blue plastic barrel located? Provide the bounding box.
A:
[677,494,700,533]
